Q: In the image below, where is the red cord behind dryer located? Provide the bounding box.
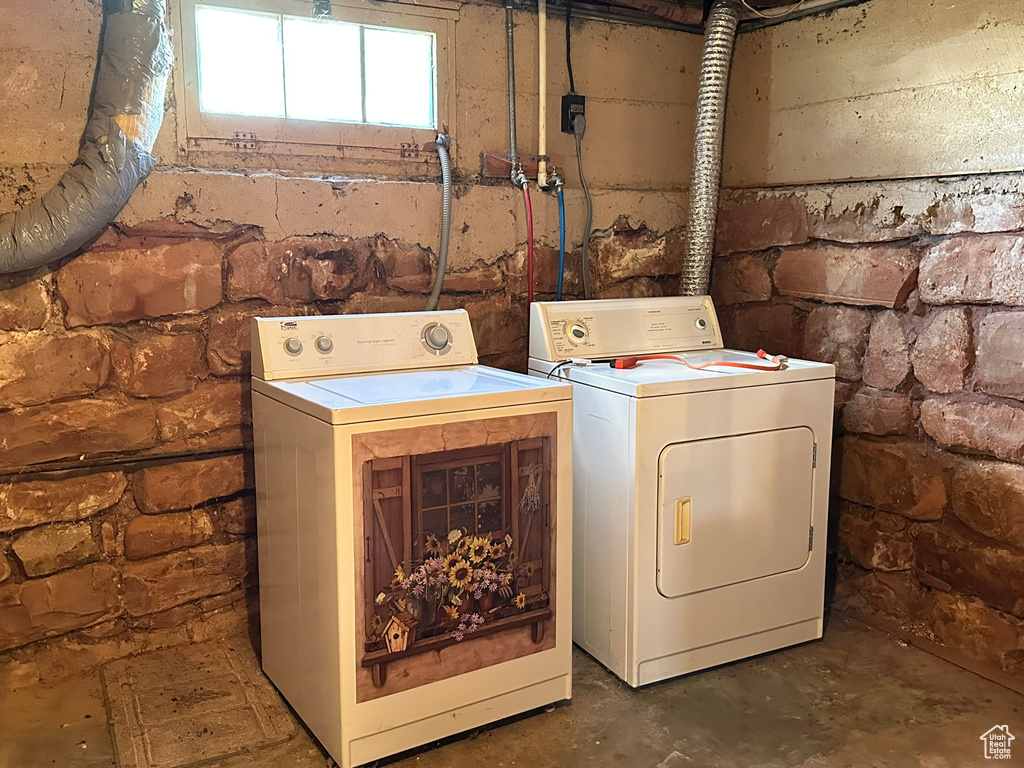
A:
[609,349,786,372]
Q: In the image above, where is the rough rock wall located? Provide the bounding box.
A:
[0,211,687,685]
[713,174,1024,677]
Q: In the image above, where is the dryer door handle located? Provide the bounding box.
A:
[674,498,692,546]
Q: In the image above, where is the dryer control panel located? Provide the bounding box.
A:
[252,310,478,380]
[529,296,723,361]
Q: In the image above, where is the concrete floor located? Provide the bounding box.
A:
[2,617,1020,768]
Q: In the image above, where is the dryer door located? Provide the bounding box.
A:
[656,427,814,598]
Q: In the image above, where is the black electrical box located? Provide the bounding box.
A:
[561,93,586,134]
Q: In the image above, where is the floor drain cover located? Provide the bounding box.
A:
[102,641,296,768]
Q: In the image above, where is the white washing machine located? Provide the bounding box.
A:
[527,296,835,688]
[251,310,572,768]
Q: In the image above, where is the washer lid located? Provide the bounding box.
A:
[537,349,835,397]
[252,364,571,424]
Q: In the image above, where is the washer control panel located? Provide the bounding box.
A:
[253,310,477,380]
[529,296,723,361]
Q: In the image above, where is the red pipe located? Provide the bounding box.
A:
[523,185,535,303]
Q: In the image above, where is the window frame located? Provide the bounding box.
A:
[411,445,512,560]
[170,0,457,168]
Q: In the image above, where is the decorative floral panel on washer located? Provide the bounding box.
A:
[352,412,558,701]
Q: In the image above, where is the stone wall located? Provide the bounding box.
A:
[713,174,1024,677]
[0,209,691,684]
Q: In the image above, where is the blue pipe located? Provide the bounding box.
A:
[557,186,566,300]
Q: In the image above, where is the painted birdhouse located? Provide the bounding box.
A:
[384,612,419,653]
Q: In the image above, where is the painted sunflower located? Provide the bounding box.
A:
[443,552,461,571]
[391,565,405,585]
[425,533,441,555]
[443,605,460,620]
[488,542,505,559]
[515,592,526,610]
[468,537,489,563]
[455,537,470,556]
[448,560,473,590]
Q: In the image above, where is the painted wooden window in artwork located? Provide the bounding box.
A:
[414,447,508,559]
[362,438,552,686]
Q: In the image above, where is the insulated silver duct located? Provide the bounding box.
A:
[0,0,173,274]
[680,0,742,296]
[505,2,527,188]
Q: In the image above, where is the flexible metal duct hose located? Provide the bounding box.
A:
[425,132,452,311]
[680,0,741,296]
[505,4,521,178]
[0,0,173,274]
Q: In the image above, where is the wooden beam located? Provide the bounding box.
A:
[481,152,568,182]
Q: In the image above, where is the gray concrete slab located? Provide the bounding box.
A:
[1,618,1020,768]
[0,669,115,768]
[102,641,296,768]
[388,617,1022,768]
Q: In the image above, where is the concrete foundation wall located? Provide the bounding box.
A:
[4,0,704,257]
[724,0,1024,186]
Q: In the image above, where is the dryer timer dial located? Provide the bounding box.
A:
[565,321,589,344]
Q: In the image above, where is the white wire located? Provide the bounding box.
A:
[740,0,810,20]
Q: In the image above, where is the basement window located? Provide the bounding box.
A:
[173,0,456,174]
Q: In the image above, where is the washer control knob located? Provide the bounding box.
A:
[284,337,303,355]
[695,317,708,330]
[424,324,451,351]
[315,336,333,354]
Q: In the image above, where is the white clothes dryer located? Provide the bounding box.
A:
[251,310,572,767]
[528,296,834,688]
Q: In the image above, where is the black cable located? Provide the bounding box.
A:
[547,361,574,379]
[565,0,576,93]
[574,115,593,299]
